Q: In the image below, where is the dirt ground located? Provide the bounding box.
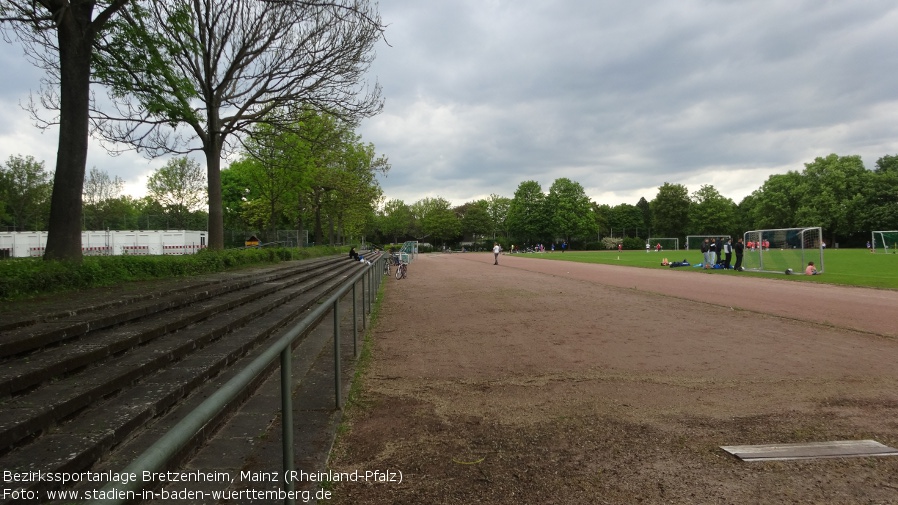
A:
[327,252,898,505]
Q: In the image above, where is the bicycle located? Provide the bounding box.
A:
[383,256,392,276]
[394,256,408,280]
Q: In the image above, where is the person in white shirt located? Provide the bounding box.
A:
[493,242,501,265]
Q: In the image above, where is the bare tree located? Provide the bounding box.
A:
[83,167,124,206]
[91,0,385,249]
[1,0,130,260]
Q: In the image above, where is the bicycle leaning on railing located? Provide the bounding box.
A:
[394,254,408,280]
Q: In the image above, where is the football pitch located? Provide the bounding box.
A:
[516,247,898,290]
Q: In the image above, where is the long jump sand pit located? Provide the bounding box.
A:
[328,252,898,504]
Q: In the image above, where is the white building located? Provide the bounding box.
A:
[0,230,207,258]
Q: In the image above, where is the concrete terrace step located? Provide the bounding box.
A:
[0,258,338,358]
[0,257,365,453]
[0,266,360,496]
[0,258,342,397]
[0,253,380,501]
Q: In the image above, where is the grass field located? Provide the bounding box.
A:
[516,247,898,290]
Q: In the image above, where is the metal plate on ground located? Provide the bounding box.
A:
[721,440,898,462]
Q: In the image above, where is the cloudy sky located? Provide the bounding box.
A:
[3,0,898,207]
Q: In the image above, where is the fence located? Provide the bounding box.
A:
[88,254,386,505]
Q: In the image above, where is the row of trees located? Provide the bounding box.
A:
[2,107,388,247]
[6,150,895,250]
[1,154,207,232]
[368,153,898,249]
[6,150,896,251]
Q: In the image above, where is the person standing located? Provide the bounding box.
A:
[723,239,733,269]
[701,239,710,268]
[708,238,718,267]
[733,238,745,271]
[493,242,501,265]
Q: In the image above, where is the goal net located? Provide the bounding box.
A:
[648,237,679,251]
[872,231,898,253]
[685,235,730,252]
[742,227,823,274]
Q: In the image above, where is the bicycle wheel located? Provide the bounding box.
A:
[395,264,402,280]
[401,265,407,279]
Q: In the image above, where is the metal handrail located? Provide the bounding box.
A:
[89,254,385,505]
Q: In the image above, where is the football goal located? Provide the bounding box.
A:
[872,231,898,253]
[685,235,730,252]
[648,237,679,251]
[742,227,823,274]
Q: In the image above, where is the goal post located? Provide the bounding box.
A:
[648,237,679,251]
[872,231,898,253]
[742,227,823,274]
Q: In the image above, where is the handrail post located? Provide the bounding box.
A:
[352,282,357,353]
[280,348,296,505]
[333,299,342,410]
[361,274,367,328]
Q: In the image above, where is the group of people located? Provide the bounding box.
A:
[745,239,770,251]
[699,237,743,270]
[508,241,568,254]
[697,238,818,275]
[348,247,372,265]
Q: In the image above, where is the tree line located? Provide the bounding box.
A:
[5,151,896,250]
[1,108,388,248]
[370,153,898,250]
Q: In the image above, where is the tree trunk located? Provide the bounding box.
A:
[205,134,224,249]
[44,7,95,262]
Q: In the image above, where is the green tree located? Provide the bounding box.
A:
[546,178,594,243]
[636,197,652,233]
[507,180,547,244]
[651,183,691,238]
[456,200,492,242]
[147,158,207,229]
[863,155,898,230]
[0,155,52,231]
[745,171,803,229]
[379,199,414,244]
[220,160,258,239]
[323,140,387,245]
[688,185,738,236]
[411,197,460,246]
[230,123,309,240]
[592,203,612,239]
[794,154,868,244]
[743,154,872,245]
[486,193,511,239]
[609,203,644,237]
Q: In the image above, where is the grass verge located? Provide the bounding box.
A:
[322,272,388,491]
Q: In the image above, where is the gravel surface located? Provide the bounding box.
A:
[327,252,898,504]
